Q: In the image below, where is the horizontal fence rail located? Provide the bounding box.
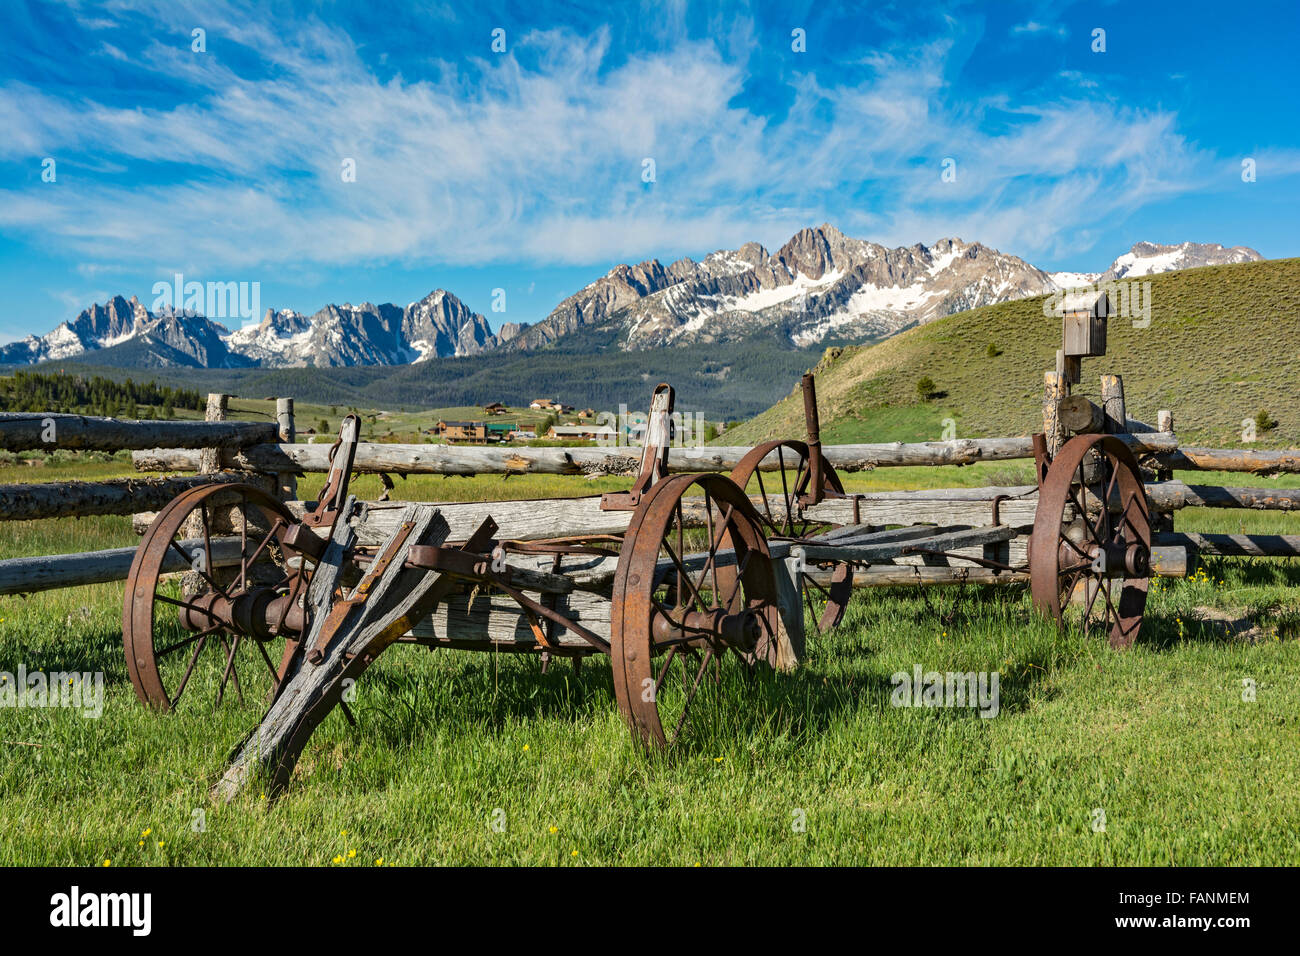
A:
[132,432,1180,476]
[0,471,267,522]
[0,412,276,452]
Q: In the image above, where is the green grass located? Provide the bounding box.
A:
[724,257,1300,449]
[3,461,1300,865]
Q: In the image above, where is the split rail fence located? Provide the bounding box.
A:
[4,387,1300,600]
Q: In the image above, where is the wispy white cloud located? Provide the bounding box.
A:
[0,2,1269,276]
[1012,20,1067,37]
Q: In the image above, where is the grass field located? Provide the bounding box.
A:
[2,459,1300,866]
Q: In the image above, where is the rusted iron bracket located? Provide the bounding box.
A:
[306,517,417,664]
[302,414,360,532]
[601,383,675,512]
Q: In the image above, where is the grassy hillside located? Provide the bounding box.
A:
[723,258,1300,448]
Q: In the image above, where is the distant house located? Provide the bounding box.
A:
[577,408,596,419]
[484,402,508,415]
[529,398,558,410]
[441,421,489,443]
[486,421,517,441]
[548,424,616,442]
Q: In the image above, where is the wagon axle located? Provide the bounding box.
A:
[176,586,305,641]
[650,605,763,653]
[1071,538,1149,579]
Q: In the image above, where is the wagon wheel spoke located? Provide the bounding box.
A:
[155,623,223,660]
[777,446,794,536]
[1082,577,1102,631]
[669,647,715,746]
[705,490,720,605]
[166,538,231,601]
[790,455,810,536]
[171,634,210,707]
[718,548,753,613]
[661,539,709,613]
[653,645,679,698]
[754,469,779,535]
[613,473,780,749]
[1099,578,1120,633]
[238,493,248,592]
[125,483,301,712]
[153,593,219,618]
[694,501,736,608]
[253,634,282,684]
[216,635,244,707]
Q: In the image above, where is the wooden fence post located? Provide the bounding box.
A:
[1042,371,1067,455]
[276,397,296,502]
[198,393,228,476]
[1100,374,1127,434]
[182,394,229,585]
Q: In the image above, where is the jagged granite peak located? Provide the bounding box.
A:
[503,225,1062,352]
[2,287,502,369]
[402,288,496,361]
[0,230,1267,369]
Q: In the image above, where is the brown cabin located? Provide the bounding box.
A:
[441,421,489,443]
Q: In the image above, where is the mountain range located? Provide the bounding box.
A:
[0,229,1262,369]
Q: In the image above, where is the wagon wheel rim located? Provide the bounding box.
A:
[123,483,302,710]
[1029,434,1151,648]
[730,440,850,631]
[610,473,780,748]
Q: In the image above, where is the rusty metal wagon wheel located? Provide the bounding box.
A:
[610,473,781,748]
[730,439,851,632]
[1029,434,1151,648]
[124,483,304,710]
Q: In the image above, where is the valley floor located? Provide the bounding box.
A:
[2,462,1298,865]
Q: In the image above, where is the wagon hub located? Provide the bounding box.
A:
[177,586,304,641]
[651,606,762,653]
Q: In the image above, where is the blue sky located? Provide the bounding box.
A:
[1,0,1298,344]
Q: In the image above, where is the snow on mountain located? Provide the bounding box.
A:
[1,289,507,368]
[1098,241,1262,280]
[507,227,1060,351]
[0,234,1266,369]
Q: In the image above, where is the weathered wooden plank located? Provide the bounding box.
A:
[331,492,1043,546]
[215,504,450,800]
[793,524,1017,564]
[805,495,1040,531]
[806,566,1028,587]
[326,496,633,545]
[133,434,1181,476]
[0,412,276,453]
[0,471,265,522]
[410,588,609,647]
[771,556,805,670]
